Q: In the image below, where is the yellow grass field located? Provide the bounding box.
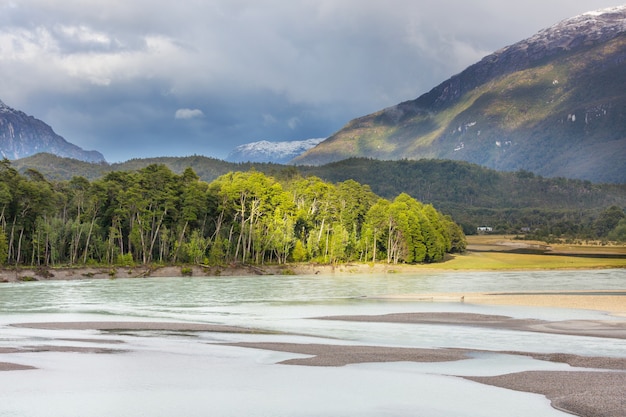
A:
[430,235,626,270]
[435,251,626,270]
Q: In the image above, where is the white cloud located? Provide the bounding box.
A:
[287,117,300,130]
[175,108,204,120]
[56,24,112,47]
[262,114,278,125]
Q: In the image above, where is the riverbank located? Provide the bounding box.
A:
[1,252,625,283]
[0,262,415,282]
[2,236,625,282]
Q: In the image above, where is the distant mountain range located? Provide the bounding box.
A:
[293,6,626,183]
[0,100,105,163]
[226,138,324,163]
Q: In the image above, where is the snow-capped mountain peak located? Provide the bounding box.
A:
[226,138,325,163]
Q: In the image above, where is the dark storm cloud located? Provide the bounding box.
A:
[0,0,623,161]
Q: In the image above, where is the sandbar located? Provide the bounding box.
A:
[223,342,471,366]
[317,311,626,339]
[465,371,626,417]
[0,362,36,371]
[368,290,626,316]
[12,321,274,333]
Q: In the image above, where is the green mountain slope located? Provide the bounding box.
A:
[293,8,626,183]
[300,158,626,234]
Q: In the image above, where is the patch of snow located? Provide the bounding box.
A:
[584,6,626,17]
[226,138,325,164]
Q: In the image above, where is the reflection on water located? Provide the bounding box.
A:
[1,269,625,416]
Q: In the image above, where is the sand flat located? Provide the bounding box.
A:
[0,362,36,371]
[369,290,626,315]
[318,311,626,339]
[465,371,626,417]
[11,321,273,334]
[222,342,471,366]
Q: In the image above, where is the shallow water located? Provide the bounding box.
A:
[1,269,625,416]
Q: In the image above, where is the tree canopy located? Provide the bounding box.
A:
[0,159,467,268]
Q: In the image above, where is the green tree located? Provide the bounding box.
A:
[0,159,467,268]
[594,206,625,238]
[443,215,467,253]
[608,218,626,242]
[0,231,7,265]
[210,171,295,264]
[173,169,210,263]
[7,170,58,265]
[184,230,208,264]
[291,239,307,262]
[363,199,391,263]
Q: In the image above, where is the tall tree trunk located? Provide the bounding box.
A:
[372,230,377,263]
[16,227,24,266]
[245,200,259,264]
[8,217,17,263]
[172,220,188,264]
[44,218,50,266]
[0,206,6,231]
[148,209,167,264]
[135,215,148,264]
[82,215,97,264]
[71,220,83,265]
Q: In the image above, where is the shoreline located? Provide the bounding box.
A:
[0,263,364,282]
[1,257,625,283]
[1,235,624,282]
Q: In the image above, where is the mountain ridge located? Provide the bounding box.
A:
[292,6,626,183]
[0,100,105,163]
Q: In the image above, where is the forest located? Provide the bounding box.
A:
[0,159,466,268]
[13,154,626,241]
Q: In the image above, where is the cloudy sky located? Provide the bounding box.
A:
[1,0,623,162]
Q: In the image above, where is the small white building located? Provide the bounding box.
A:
[477,226,493,233]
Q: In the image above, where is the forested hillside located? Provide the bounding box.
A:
[0,159,465,268]
[10,153,281,182]
[11,154,626,240]
[302,158,626,240]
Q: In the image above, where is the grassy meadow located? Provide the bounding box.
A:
[433,235,626,271]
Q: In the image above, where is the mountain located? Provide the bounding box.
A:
[0,100,105,163]
[226,138,325,163]
[293,6,626,183]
